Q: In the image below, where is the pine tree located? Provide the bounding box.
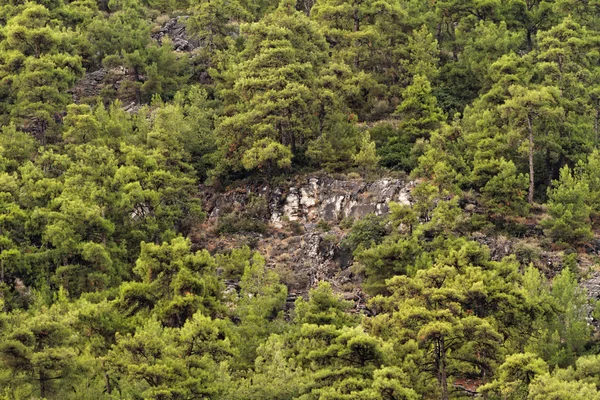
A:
[542,165,593,244]
[370,265,503,400]
[186,0,249,66]
[310,0,407,80]
[394,74,445,141]
[0,3,83,142]
[241,138,293,178]
[352,132,380,176]
[498,84,559,203]
[0,300,82,398]
[215,0,329,172]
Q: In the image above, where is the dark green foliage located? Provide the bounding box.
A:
[369,123,415,171]
[341,214,389,254]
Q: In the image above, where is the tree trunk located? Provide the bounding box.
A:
[550,153,565,189]
[436,23,443,45]
[40,119,47,146]
[40,373,47,399]
[208,19,214,67]
[353,7,360,68]
[527,114,535,204]
[436,336,449,400]
[526,28,534,52]
[545,147,552,189]
[595,104,599,145]
[102,360,112,395]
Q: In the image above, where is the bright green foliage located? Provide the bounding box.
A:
[170,85,222,180]
[0,0,599,398]
[394,75,446,141]
[0,3,84,142]
[479,353,549,399]
[0,301,81,399]
[370,263,504,400]
[569,354,600,389]
[242,138,293,176]
[356,193,479,294]
[123,237,222,326]
[456,21,522,91]
[413,119,468,192]
[139,43,190,102]
[287,322,404,400]
[523,266,590,368]
[226,334,311,399]
[352,132,380,175]
[0,124,37,172]
[311,0,407,118]
[534,17,597,182]
[294,281,358,328]
[542,166,593,244]
[528,373,600,400]
[0,102,206,298]
[577,149,600,221]
[107,313,234,398]
[311,0,405,71]
[297,326,388,399]
[232,251,288,367]
[499,84,560,203]
[86,2,151,66]
[480,158,530,216]
[90,3,190,103]
[402,24,440,83]
[215,0,330,173]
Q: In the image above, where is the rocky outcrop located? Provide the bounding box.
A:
[203,176,414,227]
[68,69,108,103]
[151,17,199,51]
[197,176,414,297]
[271,177,412,226]
[583,273,600,303]
[582,273,600,329]
[69,66,138,107]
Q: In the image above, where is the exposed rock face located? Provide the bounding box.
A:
[583,273,600,302]
[197,176,415,296]
[152,17,199,51]
[69,66,138,107]
[203,176,414,227]
[471,233,514,262]
[68,68,108,103]
[582,273,600,329]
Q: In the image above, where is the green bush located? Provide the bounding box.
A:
[340,214,388,254]
[215,195,270,235]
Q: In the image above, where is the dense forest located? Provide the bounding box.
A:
[2,0,600,398]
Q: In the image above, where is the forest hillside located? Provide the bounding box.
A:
[2,0,600,398]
